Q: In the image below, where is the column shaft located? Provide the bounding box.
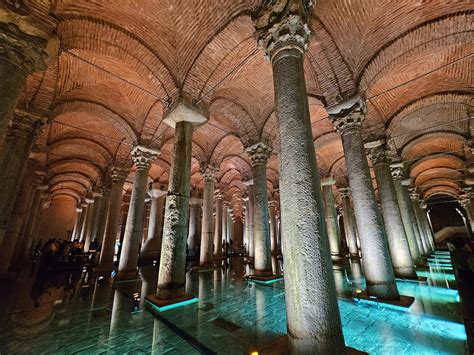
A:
[247,185,256,258]
[268,202,278,254]
[200,177,215,266]
[339,189,358,257]
[322,183,342,258]
[213,194,223,258]
[140,190,165,264]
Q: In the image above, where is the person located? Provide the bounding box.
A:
[89,238,100,252]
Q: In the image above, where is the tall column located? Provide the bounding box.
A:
[321,177,342,259]
[75,201,88,241]
[390,164,421,262]
[222,201,229,253]
[244,182,256,258]
[154,103,206,304]
[400,180,425,255]
[0,111,45,245]
[90,191,103,242]
[199,164,217,266]
[95,185,111,244]
[117,146,158,280]
[366,142,417,279]
[254,3,345,352]
[80,195,95,243]
[97,168,128,271]
[338,188,358,258]
[0,165,34,272]
[268,201,278,255]
[84,191,101,251]
[213,192,223,258]
[329,96,399,300]
[187,201,199,255]
[420,202,435,250]
[246,142,273,277]
[72,206,84,241]
[140,183,166,264]
[242,197,249,253]
[408,189,430,255]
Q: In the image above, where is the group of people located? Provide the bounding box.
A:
[33,238,102,267]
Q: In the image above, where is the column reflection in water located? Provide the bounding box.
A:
[139,267,158,309]
[108,288,132,350]
[332,267,345,297]
[271,256,282,277]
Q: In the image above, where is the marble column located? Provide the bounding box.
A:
[213,192,224,258]
[244,182,256,258]
[155,104,206,303]
[366,142,417,279]
[97,168,128,271]
[408,189,431,256]
[72,206,84,241]
[419,201,435,251]
[400,180,425,256]
[199,164,217,266]
[187,201,200,256]
[329,96,399,300]
[75,201,88,241]
[246,142,273,277]
[84,191,101,251]
[242,198,249,253]
[0,166,35,272]
[140,183,166,264]
[338,188,358,258]
[80,196,95,243]
[268,201,278,255]
[321,177,342,259]
[254,3,345,352]
[95,185,111,244]
[0,111,45,245]
[117,146,158,280]
[390,164,421,261]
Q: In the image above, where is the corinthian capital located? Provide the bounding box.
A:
[253,0,313,60]
[199,162,218,182]
[131,145,159,170]
[110,167,129,183]
[246,142,272,166]
[328,95,367,134]
[338,187,351,199]
[365,140,387,166]
[389,162,405,180]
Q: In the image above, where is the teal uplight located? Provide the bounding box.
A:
[416,270,455,281]
[145,298,199,312]
[250,277,284,285]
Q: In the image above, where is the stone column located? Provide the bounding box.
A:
[338,188,358,258]
[254,3,345,352]
[242,198,249,253]
[84,191,101,251]
[90,192,103,242]
[246,142,273,277]
[140,183,166,264]
[80,196,94,242]
[72,206,84,241]
[390,164,421,262]
[199,164,217,266]
[213,192,224,258]
[95,185,111,243]
[268,201,278,255]
[187,201,199,255]
[329,96,399,300]
[400,180,425,255]
[321,177,342,259]
[0,166,34,272]
[117,146,158,280]
[366,142,417,279]
[154,103,206,303]
[75,201,88,241]
[244,181,256,258]
[0,111,45,245]
[408,189,431,256]
[97,168,128,271]
[419,201,435,251]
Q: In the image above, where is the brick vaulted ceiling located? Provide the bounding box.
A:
[16,0,474,215]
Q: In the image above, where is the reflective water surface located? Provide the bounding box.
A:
[0,252,467,354]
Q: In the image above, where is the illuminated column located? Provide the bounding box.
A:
[254,2,345,352]
[390,164,421,261]
[71,206,84,241]
[0,112,45,245]
[408,189,431,256]
[213,192,223,258]
[366,142,417,279]
[268,201,278,255]
[97,168,128,271]
[329,96,399,300]
[95,185,112,243]
[243,181,255,258]
[321,177,342,259]
[199,164,217,266]
[84,190,101,251]
[419,201,435,251]
[80,196,95,242]
[338,188,358,257]
[140,183,166,264]
[155,102,206,303]
[187,197,201,257]
[117,146,158,280]
[221,201,229,253]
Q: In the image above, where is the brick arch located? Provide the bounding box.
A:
[402,132,468,161]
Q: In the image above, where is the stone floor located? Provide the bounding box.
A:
[0,251,468,354]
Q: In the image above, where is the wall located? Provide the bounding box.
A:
[38,197,77,241]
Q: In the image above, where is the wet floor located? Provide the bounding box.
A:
[0,251,468,354]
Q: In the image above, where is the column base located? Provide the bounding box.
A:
[349,253,360,259]
[244,274,284,285]
[139,251,160,265]
[257,335,366,355]
[115,269,139,282]
[145,293,198,313]
[331,254,347,263]
[353,290,415,309]
[394,267,418,280]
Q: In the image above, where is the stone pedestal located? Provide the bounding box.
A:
[339,188,359,257]
[366,142,417,279]
[97,168,128,271]
[246,142,273,277]
[117,146,158,280]
[322,177,343,259]
[199,164,217,266]
[140,183,166,265]
[329,96,399,301]
[254,3,345,352]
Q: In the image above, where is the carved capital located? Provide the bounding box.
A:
[214,192,224,202]
[328,95,367,134]
[131,145,159,170]
[338,187,351,199]
[408,188,420,202]
[110,167,129,183]
[246,142,272,166]
[253,0,313,60]
[200,163,218,182]
[366,145,387,166]
[75,207,83,213]
[7,110,45,139]
[389,163,405,180]
[101,185,111,196]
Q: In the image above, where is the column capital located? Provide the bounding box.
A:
[253,0,313,60]
[365,140,388,166]
[215,192,224,201]
[321,176,336,186]
[101,184,111,196]
[131,146,160,170]
[268,200,278,208]
[7,110,46,138]
[163,99,208,128]
[338,187,351,198]
[110,167,129,183]
[328,95,367,134]
[408,188,420,202]
[389,162,405,180]
[246,142,272,166]
[199,162,219,182]
[75,207,83,213]
[85,197,95,204]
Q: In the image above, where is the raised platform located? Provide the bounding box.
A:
[145,293,198,312]
[353,290,415,309]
